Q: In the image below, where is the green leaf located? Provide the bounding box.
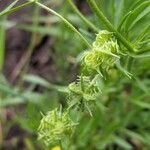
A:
[0,83,17,96]
[134,77,148,93]
[17,24,62,36]
[134,25,150,43]
[116,61,132,78]
[0,91,42,108]
[23,74,51,88]
[23,74,66,91]
[125,1,150,31]
[123,129,146,143]
[113,136,132,149]
[132,101,150,109]
[0,97,26,107]
[117,11,132,31]
[114,0,125,27]
[130,0,148,10]
[130,5,150,30]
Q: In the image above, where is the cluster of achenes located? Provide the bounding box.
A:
[67,75,101,114]
[82,30,120,76]
[38,108,76,146]
[38,30,120,146]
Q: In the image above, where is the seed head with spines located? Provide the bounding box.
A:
[82,30,120,75]
[38,108,76,146]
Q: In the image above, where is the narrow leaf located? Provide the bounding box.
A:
[0,0,19,14]
[125,1,150,31]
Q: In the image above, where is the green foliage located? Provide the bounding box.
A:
[0,0,150,149]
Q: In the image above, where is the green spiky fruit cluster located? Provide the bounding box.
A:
[38,108,76,146]
[83,30,120,75]
[38,30,120,146]
[67,76,101,110]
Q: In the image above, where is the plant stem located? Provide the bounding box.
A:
[67,0,99,32]
[0,1,34,17]
[0,17,6,72]
[88,0,135,52]
[35,2,92,48]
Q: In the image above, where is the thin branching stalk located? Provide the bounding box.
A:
[88,0,135,53]
[67,0,99,32]
[0,1,34,17]
[35,2,92,48]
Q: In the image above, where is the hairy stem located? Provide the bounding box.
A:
[36,2,92,48]
[88,0,135,52]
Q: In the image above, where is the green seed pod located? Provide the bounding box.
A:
[83,50,102,71]
[93,30,113,47]
[68,76,101,112]
[82,30,120,74]
[38,108,76,146]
